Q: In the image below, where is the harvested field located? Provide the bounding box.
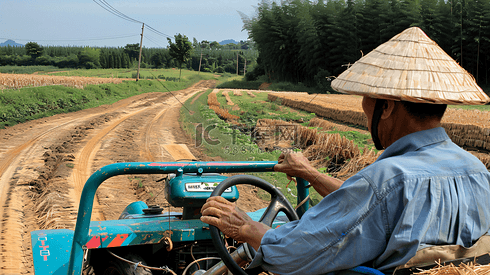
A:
[269,93,490,152]
[0,73,129,89]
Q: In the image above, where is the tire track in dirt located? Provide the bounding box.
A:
[72,108,150,221]
[143,106,169,162]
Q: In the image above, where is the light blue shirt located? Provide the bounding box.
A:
[250,127,490,274]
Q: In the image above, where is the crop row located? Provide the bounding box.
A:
[269,93,490,152]
[207,90,239,120]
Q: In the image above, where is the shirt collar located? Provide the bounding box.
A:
[376,127,449,162]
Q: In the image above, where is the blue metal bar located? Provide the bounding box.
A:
[296,178,310,218]
[68,161,280,275]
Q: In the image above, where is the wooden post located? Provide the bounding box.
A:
[136,23,145,80]
[236,53,239,75]
[198,51,203,74]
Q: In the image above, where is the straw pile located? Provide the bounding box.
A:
[207,89,239,120]
[255,118,380,179]
[269,93,490,152]
[413,262,490,275]
[233,90,243,96]
[247,91,257,98]
[0,73,126,89]
[309,117,370,135]
[222,91,235,106]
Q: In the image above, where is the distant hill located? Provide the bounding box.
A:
[219,39,239,45]
[0,40,24,47]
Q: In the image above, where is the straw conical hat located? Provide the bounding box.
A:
[331,27,490,105]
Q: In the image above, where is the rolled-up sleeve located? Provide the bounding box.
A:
[249,175,390,274]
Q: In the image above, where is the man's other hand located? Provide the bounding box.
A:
[274,152,314,180]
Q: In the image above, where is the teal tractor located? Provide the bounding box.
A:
[30,161,311,275]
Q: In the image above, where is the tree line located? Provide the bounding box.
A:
[0,40,257,75]
[242,0,490,90]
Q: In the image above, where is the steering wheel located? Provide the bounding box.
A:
[209,175,299,275]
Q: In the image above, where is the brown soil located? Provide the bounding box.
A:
[0,80,269,274]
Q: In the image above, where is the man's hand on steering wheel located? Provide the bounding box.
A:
[200,175,299,275]
[201,196,257,241]
[200,196,270,250]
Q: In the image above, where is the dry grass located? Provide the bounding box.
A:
[222,90,235,106]
[309,117,370,135]
[0,73,126,89]
[208,89,239,120]
[414,262,490,275]
[247,91,256,98]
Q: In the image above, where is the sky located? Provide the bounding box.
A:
[0,0,260,48]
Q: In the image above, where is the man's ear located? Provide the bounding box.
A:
[380,100,396,120]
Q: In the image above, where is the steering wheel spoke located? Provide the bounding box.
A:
[260,198,283,226]
[208,175,299,275]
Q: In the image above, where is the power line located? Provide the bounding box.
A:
[146,25,172,39]
[144,34,166,48]
[0,34,140,43]
[93,0,142,24]
[100,0,143,24]
[93,0,172,40]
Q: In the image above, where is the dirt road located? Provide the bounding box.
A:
[0,80,269,274]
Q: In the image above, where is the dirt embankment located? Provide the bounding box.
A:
[0,80,269,274]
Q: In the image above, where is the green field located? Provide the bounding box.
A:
[0,68,239,128]
[43,68,218,80]
[215,90,315,127]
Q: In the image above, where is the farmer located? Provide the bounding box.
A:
[201,27,490,274]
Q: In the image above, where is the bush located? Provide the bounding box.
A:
[245,64,265,81]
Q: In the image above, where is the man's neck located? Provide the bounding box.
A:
[381,113,442,148]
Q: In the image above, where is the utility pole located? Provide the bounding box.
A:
[198,51,203,74]
[136,23,145,80]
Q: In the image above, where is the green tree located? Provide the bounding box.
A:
[124,43,140,61]
[167,34,193,81]
[210,41,221,49]
[78,47,100,69]
[25,42,44,60]
[121,52,130,68]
